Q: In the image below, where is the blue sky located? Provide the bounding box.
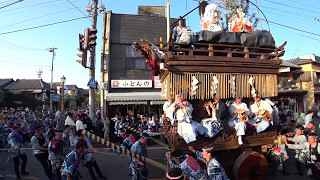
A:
[0,0,319,88]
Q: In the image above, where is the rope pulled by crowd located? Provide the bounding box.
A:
[81,130,167,171]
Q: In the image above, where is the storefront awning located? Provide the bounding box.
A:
[106,92,164,105]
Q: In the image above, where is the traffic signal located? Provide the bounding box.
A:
[50,87,56,94]
[84,28,97,51]
[76,33,88,68]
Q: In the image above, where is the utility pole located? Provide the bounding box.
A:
[89,0,98,123]
[48,47,57,112]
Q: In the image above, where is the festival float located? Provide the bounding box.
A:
[130,1,288,179]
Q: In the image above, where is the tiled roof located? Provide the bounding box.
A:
[66,85,78,91]
[0,79,14,89]
[78,88,89,95]
[4,79,49,90]
[280,60,301,68]
[286,58,313,65]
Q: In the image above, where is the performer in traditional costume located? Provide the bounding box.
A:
[287,133,320,177]
[229,96,250,145]
[61,142,86,180]
[189,146,229,180]
[250,94,273,133]
[201,100,222,138]
[30,125,53,180]
[130,133,149,180]
[211,97,231,135]
[285,125,307,176]
[49,131,65,180]
[166,94,205,143]
[166,149,207,180]
[7,123,29,179]
[74,130,106,180]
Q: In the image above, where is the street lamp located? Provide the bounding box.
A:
[60,76,66,111]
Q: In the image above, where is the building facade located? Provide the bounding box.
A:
[288,54,320,111]
[100,7,179,117]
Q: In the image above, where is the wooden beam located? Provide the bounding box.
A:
[166,60,282,68]
[168,66,279,74]
[167,55,282,65]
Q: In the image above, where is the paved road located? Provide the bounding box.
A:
[0,144,316,180]
[0,145,167,180]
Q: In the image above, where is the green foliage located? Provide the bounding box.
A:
[219,0,258,30]
[35,105,42,117]
[95,89,101,107]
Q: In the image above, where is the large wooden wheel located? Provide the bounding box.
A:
[233,150,268,180]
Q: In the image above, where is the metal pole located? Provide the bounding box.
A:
[48,47,57,112]
[100,12,107,120]
[61,82,65,111]
[89,0,98,124]
[166,0,170,42]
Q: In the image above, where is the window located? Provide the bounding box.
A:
[125,45,146,70]
[125,45,141,57]
[125,58,147,70]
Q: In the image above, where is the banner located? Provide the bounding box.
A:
[111,80,152,88]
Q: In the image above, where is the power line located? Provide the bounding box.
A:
[0,8,77,30]
[0,59,50,68]
[288,0,319,9]
[0,16,88,36]
[0,0,23,10]
[261,9,316,23]
[264,0,320,15]
[0,0,63,14]
[0,39,47,51]
[258,5,315,19]
[65,0,90,19]
[267,19,320,37]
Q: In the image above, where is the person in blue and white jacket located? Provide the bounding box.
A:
[166,149,207,180]
[61,141,86,180]
[48,131,65,180]
[7,123,29,179]
[189,146,229,180]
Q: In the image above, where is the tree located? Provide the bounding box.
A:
[218,0,258,30]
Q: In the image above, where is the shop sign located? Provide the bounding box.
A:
[111,80,152,88]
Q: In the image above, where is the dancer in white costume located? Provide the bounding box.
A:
[229,96,250,145]
[201,101,222,138]
[167,94,205,143]
[250,95,273,133]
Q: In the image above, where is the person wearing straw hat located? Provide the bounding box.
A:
[166,149,206,180]
[7,123,29,179]
[130,133,150,180]
[188,145,229,180]
[229,95,250,145]
[250,94,273,133]
[287,132,320,177]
